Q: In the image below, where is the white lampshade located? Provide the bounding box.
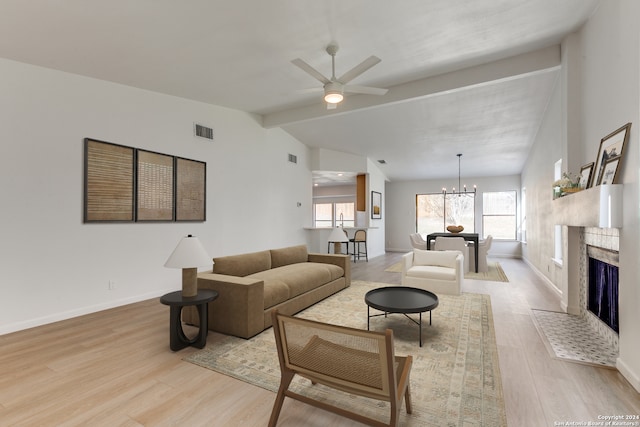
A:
[164,235,211,268]
[328,227,348,243]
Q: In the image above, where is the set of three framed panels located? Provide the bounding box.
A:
[84,138,206,223]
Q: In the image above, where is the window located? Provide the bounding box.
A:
[416,193,475,235]
[314,202,355,228]
[335,202,355,227]
[314,203,333,228]
[554,159,563,262]
[482,191,516,239]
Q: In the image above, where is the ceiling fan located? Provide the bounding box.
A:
[292,44,388,109]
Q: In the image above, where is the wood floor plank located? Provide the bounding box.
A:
[497,344,546,427]
[0,254,638,426]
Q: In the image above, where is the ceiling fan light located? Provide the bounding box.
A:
[324,92,343,104]
[324,81,344,104]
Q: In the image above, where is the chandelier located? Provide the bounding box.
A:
[442,154,476,195]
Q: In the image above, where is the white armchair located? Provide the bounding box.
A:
[401,249,463,296]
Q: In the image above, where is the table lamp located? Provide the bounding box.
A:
[164,234,212,297]
[328,227,348,254]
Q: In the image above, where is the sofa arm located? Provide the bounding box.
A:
[182,273,265,339]
[454,253,464,283]
[402,251,413,275]
[308,253,351,286]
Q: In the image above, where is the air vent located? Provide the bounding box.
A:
[194,123,213,140]
[288,153,297,164]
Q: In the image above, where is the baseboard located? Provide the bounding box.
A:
[385,247,523,259]
[385,247,411,253]
[617,357,640,393]
[522,257,563,298]
[0,289,173,335]
[489,253,522,259]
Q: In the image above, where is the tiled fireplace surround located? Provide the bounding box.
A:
[578,227,619,351]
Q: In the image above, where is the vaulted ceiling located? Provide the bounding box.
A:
[0,0,600,183]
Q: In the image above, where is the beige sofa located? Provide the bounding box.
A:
[401,249,463,295]
[183,245,350,339]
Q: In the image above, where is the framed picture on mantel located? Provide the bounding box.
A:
[579,162,594,189]
[598,157,621,186]
[593,123,631,186]
[371,191,382,219]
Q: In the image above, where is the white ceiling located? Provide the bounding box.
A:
[0,0,600,184]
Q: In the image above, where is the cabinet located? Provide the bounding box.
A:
[356,174,366,212]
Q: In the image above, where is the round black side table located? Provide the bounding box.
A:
[160,289,218,351]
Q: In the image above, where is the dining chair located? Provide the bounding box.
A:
[434,236,469,273]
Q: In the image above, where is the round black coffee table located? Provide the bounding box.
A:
[365,286,439,347]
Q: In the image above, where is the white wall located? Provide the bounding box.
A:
[366,158,387,259]
[580,0,640,392]
[521,0,640,391]
[0,58,313,334]
[385,175,522,257]
[521,73,563,286]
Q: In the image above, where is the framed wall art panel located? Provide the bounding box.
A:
[84,138,135,222]
[371,191,382,219]
[136,150,174,221]
[175,157,206,221]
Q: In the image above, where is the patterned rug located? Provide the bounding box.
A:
[385,261,509,283]
[184,281,507,426]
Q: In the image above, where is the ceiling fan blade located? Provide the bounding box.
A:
[291,58,330,84]
[338,56,381,84]
[296,87,324,94]
[344,85,388,96]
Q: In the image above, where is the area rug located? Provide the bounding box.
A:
[184,281,507,426]
[531,309,617,368]
[385,261,509,283]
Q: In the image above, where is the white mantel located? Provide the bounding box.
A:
[552,184,623,228]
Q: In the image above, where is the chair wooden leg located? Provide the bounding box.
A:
[404,384,412,414]
[268,370,295,427]
[390,406,400,427]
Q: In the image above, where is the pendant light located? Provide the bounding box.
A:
[442,154,476,195]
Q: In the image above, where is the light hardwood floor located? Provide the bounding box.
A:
[1,254,639,426]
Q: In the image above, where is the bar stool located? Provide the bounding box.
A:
[349,229,368,262]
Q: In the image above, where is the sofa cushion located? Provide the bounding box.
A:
[261,279,291,310]
[212,250,271,277]
[249,262,344,309]
[407,265,456,281]
[270,245,308,268]
[413,249,459,268]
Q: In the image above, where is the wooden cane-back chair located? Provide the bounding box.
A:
[268,310,413,427]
